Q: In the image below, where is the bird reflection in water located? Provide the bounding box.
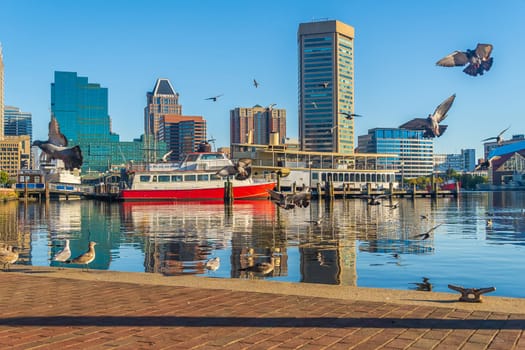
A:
[239,248,280,279]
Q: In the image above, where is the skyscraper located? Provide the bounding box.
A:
[0,44,4,141]
[298,20,355,153]
[230,105,286,145]
[4,105,32,142]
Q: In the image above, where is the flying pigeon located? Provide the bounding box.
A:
[32,115,83,170]
[340,112,363,120]
[475,155,501,171]
[482,126,510,145]
[410,223,443,240]
[436,43,493,76]
[253,79,259,88]
[399,94,456,138]
[216,158,252,180]
[205,94,223,102]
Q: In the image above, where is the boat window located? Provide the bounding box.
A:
[338,173,344,182]
[211,174,221,180]
[201,154,224,160]
[350,173,355,182]
[312,172,319,180]
[197,174,209,181]
[321,173,326,181]
[344,173,349,182]
[371,174,376,182]
[361,173,366,182]
[184,174,196,181]
[139,175,151,182]
[152,176,157,182]
[158,175,170,182]
[185,154,199,162]
[171,175,183,182]
[366,174,371,182]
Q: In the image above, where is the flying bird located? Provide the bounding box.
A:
[319,82,329,88]
[160,150,173,162]
[475,155,501,171]
[216,158,252,180]
[436,43,493,76]
[267,103,276,111]
[290,187,311,208]
[486,219,493,229]
[67,241,96,271]
[311,102,318,109]
[205,94,223,102]
[411,223,443,240]
[32,115,83,170]
[253,79,259,88]
[383,202,399,209]
[205,257,220,273]
[340,112,363,120]
[365,194,389,206]
[399,94,456,138]
[482,126,510,146]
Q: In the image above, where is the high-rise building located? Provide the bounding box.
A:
[434,149,475,173]
[4,106,32,142]
[51,71,162,172]
[298,20,355,153]
[357,128,434,180]
[0,135,31,176]
[144,79,181,137]
[230,105,286,145]
[159,115,206,161]
[0,44,4,141]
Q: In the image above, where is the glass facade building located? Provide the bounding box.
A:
[358,128,434,179]
[4,105,32,143]
[298,20,355,153]
[0,44,4,141]
[51,71,161,173]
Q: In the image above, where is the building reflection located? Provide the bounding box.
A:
[0,201,31,265]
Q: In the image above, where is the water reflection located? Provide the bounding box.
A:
[2,191,525,297]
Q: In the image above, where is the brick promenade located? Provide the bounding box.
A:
[1,267,525,349]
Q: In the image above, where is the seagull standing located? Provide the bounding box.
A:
[436,43,493,76]
[67,241,96,271]
[482,126,510,146]
[51,239,71,268]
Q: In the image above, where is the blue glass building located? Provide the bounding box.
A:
[51,71,165,173]
[358,128,434,179]
[3,105,32,142]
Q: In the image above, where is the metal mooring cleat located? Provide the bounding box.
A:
[448,284,496,303]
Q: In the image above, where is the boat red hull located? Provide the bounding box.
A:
[119,182,275,201]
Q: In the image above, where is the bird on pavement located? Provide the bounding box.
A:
[51,239,71,268]
[399,94,456,138]
[67,241,96,271]
[436,43,493,76]
[32,115,83,171]
[0,245,19,271]
[482,126,510,146]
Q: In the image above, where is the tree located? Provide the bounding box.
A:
[0,171,9,187]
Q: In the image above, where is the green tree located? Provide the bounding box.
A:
[0,171,9,187]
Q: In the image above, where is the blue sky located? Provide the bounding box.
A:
[1,0,524,159]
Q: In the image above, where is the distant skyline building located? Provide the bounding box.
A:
[145,79,181,137]
[0,44,4,141]
[4,105,32,142]
[51,71,159,172]
[434,149,476,173]
[357,128,434,180]
[230,105,286,146]
[298,20,355,154]
[159,115,206,161]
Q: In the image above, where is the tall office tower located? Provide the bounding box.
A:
[159,115,206,161]
[4,106,32,142]
[0,44,4,141]
[144,78,181,138]
[357,128,434,180]
[230,105,286,145]
[298,20,355,153]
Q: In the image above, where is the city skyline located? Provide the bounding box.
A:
[1,0,524,158]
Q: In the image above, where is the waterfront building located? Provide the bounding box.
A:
[0,135,31,177]
[434,149,476,173]
[484,134,525,159]
[159,115,206,161]
[298,20,355,154]
[0,44,4,141]
[144,78,181,161]
[51,71,162,173]
[230,105,286,146]
[485,140,525,186]
[357,128,434,180]
[3,106,32,142]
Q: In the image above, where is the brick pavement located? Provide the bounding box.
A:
[1,268,525,349]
